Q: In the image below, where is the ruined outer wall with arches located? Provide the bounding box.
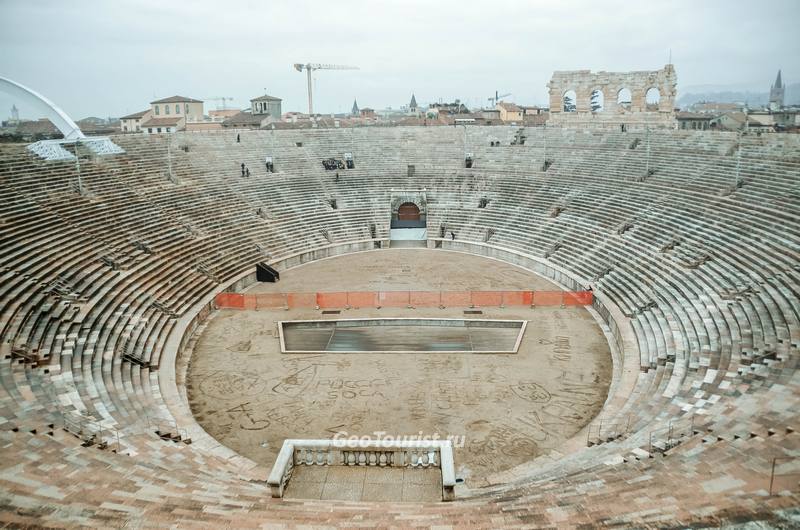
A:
[547,64,677,129]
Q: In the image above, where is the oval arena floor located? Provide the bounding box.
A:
[187,250,612,494]
[0,127,799,527]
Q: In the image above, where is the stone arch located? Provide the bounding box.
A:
[546,65,677,127]
[397,202,421,221]
[0,75,85,140]
[563,90,577,112]
[390,192,427,229]
[590,88,605,112]
[617,88,632,111]
[645,87,661,111]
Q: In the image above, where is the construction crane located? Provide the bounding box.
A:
[293,63,359,115]
[206,97,234,110]
[488,91,512,107]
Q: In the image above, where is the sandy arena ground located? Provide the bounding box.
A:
[186,249,612,491]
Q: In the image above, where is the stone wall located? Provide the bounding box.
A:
[390,190,428,216]
[547,65,677,129]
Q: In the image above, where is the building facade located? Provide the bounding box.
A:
[676,112,713,130]
[141,96,203,134]
[496,102,523,122]
[250,94,282,117]
[120,109,151,133]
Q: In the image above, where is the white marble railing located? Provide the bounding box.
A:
[268,439,456,501]
[61,410,121,451]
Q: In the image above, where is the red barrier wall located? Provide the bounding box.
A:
[215,290,592,310]
[440,291,472,307]
[501,290,533,306]
[347,291,379,308]
[255,293,287,309]
[533,291,563,306]
[287,292,316,308]
[410,291,441,307]
[317,292,348,309]
[378,291,411,307]
[471,291,503,307]
[215,292,245,309]
[564,291,594,306]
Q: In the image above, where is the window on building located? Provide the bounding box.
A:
[562,90,577,112]
[185,103,189,114]
[155,105,160,115]
[157,127,162,133]
[165,105,170,115]
[617,88,632,110]
[645,87,661,111]
[148,128,153,133]
[176,104,180,114]
[590,89,604,112]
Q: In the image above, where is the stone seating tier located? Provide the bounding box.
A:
[0,126,797,527]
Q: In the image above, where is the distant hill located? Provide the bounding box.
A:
[678,91,766,108]
[677,82,800,109]
[788,83,800,104]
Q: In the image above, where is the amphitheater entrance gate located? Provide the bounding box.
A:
[398,202,421,221]
[390,192,427,247]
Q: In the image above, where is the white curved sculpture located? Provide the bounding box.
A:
[0,75,85,140]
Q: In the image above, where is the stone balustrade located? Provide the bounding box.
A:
[267,438,456,501]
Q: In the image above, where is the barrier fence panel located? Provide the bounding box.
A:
[501,290,534,306]
[564,291,594,306]
[215,292,245,309]
[347,291,379,308]
[256,293,287,310]
[410,291,441,307]
[379,291,411,307]
[533,291,563,306]
[243,295,257,310]
[317,292,348,309]
[471,291,503,307]
[440,291,472,307]
[287,292,316,308]
[217,290,591,310]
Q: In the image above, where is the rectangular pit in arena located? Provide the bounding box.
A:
[278,318,526,354]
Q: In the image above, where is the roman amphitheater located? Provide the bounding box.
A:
[1,75,800,527]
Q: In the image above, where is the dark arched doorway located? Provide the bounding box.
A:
[397,202,421,221]
[390,197,427,246]
[391,201,426,229]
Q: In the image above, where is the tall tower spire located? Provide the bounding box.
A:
[408,93,418,116]
[769,69,784,110]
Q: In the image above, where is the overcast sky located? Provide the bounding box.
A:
[0,0,798,120]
